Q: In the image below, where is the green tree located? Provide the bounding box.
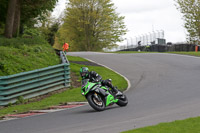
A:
[3,0,58,38]
[21,0,58,28]
[4,0,17,38]
[58,0,127,51]
[38,12,61,46]
[175,0,200,44]
[0,0,8,34]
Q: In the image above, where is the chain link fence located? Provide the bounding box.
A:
[118,43,199,52]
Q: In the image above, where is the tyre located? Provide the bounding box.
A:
[87,93,105,111]
[116,94,128,107]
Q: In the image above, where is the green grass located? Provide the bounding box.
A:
[167,52,200,57]
[122,117,200,133]
[67,55,89,61]
[109,51,200,57]
[0,36,48,46]
[0,37,60,76]
[0,55,128,118]
[109,51,155,54]
[0,87,84,117]
[67,55,127,91]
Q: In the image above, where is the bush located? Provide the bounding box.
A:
[22,28,41,38]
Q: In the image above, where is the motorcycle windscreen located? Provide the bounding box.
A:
[81,79,90,87]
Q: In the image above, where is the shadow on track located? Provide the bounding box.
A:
[73,105,121,114]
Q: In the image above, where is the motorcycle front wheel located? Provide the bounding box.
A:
[87,93,105,111]
[116,94,128,107]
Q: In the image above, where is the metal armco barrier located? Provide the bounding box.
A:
[60,51,69,63]
[0,63,70,106]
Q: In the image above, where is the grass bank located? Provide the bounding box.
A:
[0,55,128,118]
[122,116,200,133]
[0,37,60,76]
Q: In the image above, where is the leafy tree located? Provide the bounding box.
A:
[57,0,127,51]
[3,0,58,38]
[21,0,58,28]
[175,0,200,44]
[0,0,8,34]
[40,21,60,46]
[38,12,61,46]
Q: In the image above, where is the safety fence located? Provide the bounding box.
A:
[0,52,70,106]
[60,51,69,63]
[119,44,200,52]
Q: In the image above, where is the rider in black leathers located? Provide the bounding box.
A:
[80,67,118,94]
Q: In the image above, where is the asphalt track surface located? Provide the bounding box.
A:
[1,52,200,133]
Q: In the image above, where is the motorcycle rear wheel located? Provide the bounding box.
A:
[87,93,105,111]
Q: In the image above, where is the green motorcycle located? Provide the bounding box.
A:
[81,79,128,111]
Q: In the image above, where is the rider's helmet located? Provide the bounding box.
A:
[80,67,89,79]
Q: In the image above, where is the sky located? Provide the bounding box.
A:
[52,0,187,46]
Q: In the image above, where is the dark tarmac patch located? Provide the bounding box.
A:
[70,61,102,66]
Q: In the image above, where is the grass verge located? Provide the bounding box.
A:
[167,51,200,57]
[67,55,128,91]
[110,51,200,57]
[110,50,200,56]
[108,51,155,54]
[0,55,128,118]
[122,116,200,133]
[109,51,200,58]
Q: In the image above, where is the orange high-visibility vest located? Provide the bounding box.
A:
[62,43,69,51]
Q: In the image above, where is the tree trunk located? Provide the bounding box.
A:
[12,0,21,37]
[4,0,17,38]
